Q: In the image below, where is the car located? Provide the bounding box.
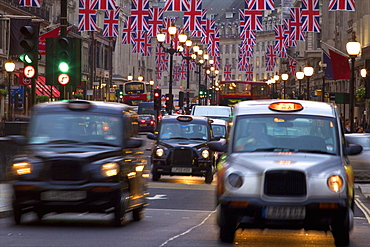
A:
[208,100,362,245]
[137,102,155,115]
[191,105,233,122]
[138,114,156,132]
[211,118,229,139]
[147,115,218,184]
[7,100,148,226]
[345,133,370,182]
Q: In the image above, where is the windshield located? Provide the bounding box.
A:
[28,113,123,146]
[233,115,338,154]
[159,122,209,140]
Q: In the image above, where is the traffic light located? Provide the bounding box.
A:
[179,91,184,108]
[19,24,39,79]
[15,94,24,110]
[165,94,170,112]
[154,89,162,110]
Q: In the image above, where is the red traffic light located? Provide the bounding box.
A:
[154,92,160,97]
[165,97,170,101]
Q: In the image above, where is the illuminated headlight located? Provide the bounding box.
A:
[201,150,209,159]
[101,163,119,177]
[156,148,164,157]
[227,173,243,188]
[12,162,33,175]
[327,175,343,192]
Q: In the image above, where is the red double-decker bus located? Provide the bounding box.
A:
[122,81,151,105]
[217,81,270,106]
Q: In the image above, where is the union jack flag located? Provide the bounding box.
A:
[163,0,187,11]
[301,0,320,33]
[240,9,263,31]
[156,72,162,80]
[132,31,146,53]
[78,0,98,31]
[131,0,150,31]
[290,8,305,41]
[328,0,355,11]
[207,31,220,58]
[161,17,178,44]
[289,58,296,76]
[156,44,168,71]
[173,64,181,81]
[19,0,40,7]
[274,25,287,58]
[142,32,152,56]
[183,0,203,32]
[224,64,232,81]
[148,8,164,37]
[93,0,116,10]
[122,17,136,44]
[265,45,276,71]
[193,8,208,38]
[179,62,187,80]
[103,7,120,37]
[245,64,253,81]
[246,0,274,11]
[201,17,215,44]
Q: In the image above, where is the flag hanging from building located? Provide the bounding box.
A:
[78,0,98,31]
[239,9,263,31]
[183,0,203,32]
[224,64,232,81]
[328,0,355,11]
[245,64,253,81]
[93,0,117,10]
[288,58,296,76]
[301,0,320,33]
[164,0,187,12]
[122,17,136,44]
[290,8,305,41]
[19,0,40,7]
[245,0,274,11]
[322,50,334,80]
[103,7,120,37]
[328,49,350,80]
[131,0,150,31]
[148,8,164,37]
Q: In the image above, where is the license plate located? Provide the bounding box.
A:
[264,206,305,220]
[171,167,192,173]
[41,191,87,201]
[140,124,146,126]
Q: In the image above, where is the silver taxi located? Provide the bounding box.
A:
[208,100,362,246]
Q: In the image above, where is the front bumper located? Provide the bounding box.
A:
[152,162,213,177]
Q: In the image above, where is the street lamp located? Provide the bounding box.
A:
[303,65,314,100]
[192,45,204,105]
[178,38,193,114]
[149,80,154,101]
[127,74,133,81]
[346,32,361,132]
[281,73,289,99]
[138,75,144,82]
[295,71,305,99]
[5,61,15,121]
[157,25,185,115]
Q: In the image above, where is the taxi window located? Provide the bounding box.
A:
[233,115,338,154]
[212,124,226,138]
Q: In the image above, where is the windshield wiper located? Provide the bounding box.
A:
[47,140,81,144]
[167,137,189,140]
[296,149,333,155]
[253,147,296,152]
[84,141,119,147]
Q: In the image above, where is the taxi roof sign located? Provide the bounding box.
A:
[269,102,303,112]
[177,116,193,122]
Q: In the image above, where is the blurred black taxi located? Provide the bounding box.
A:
[147,115,217,184]
[7,100,148,226]
[138,114,156,132]
[208,100,362,246]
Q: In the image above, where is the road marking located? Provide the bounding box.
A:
[147,194,168,200]
[355,197,370,224]
[149,182,216,191]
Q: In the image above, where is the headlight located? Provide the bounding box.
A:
[227,173,243,188]
[12,162,33,175]
[327,175,343,192]
[156,148,164,157]
[101,163,119,177]
[201,149,209,158]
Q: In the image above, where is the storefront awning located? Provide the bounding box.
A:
[14,73,60,98]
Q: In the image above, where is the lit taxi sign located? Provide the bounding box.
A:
[177,116,193,122]
[67,101,92,110]
[269,102,303,112]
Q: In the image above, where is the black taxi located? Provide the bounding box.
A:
[147,115,217,184]
[7,100,148,226]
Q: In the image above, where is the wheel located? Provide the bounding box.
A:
[113,196,127,227]
[36,211,44,220]
[205,168,213,184]
[331,209,352,246]
[218,205,237,243]
[132,205,144,221]
[152,172,160,181]
[12,203,22,225]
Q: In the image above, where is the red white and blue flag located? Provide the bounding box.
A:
[132,31,146,53]
[289,57,297,76]
[207,30,220,58]
[173,64,181,81]
[201,17,215,44]
[240,9,263,31]
[19,0,40,7]
[93,0,116,10]
[283,19,297,47]
[301,0,320,33]
[193,8,208,38]
[164,0,187,11]
[122,17,136,44]
[246,0,274,11]
[224,64,232,81]
[131,0,150,31]
[180,61,187,80]
[290,8,305,41]
[103,7,120,37]
[142,32,152,56]
[148,8,164,37]
[245,64,253,81]
[183,0,203,32]
[78,0,98,31]
[265,45,277,71]
[274,25,287,58]
[328,0,355,11]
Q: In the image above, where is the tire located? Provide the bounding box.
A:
[132,205,144,221]
[205,168,213,184]
[331,209,352,246]
[12,203,22,225]
[36,211,44,220]
[152,172,160,181]
[218,206,237,243]
[113,196,127,227]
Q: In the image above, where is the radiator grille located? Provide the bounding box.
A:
[172,148,193,167]
[264,170,306,197]
[50,160,84,181]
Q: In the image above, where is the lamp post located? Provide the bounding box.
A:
[127,74,133,81]
[281,73,289,99]
[149,80,154,101]
[178,38,193,114]
[295,71,305,99]
[274,74,279,98]
[303,65,314,100]
[157,25,186,115]
[346,32,361,132]
[320,63,327,102]
[192,45,204,105]
[138,75,144,82]
[5,61,15,121]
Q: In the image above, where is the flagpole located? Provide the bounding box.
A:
[320,40,350,58]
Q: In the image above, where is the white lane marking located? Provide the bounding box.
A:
[355,197,370,224]
[147,194,168,200]
[158,210,216,247]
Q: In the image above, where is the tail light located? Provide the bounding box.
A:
[150,120,155,126]
[140,119,146,124]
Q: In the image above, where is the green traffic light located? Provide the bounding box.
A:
[19,54,33,64]
[119,91,123,95]
[200,91,204,95]
[58,62,69,72]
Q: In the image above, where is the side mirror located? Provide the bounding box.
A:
[345,143,363,155]
[147,132,158,140]
[0,135,27,146]
[126,138,144,148]
[208,140,228,152]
